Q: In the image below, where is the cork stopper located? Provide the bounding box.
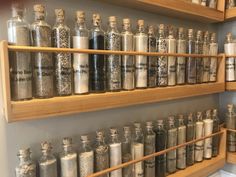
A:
[41,141,52,152]
[159,24,165,33]
[211,32,216,43]
[188,29,194,37]
[96,130,105,141]
[227,104,234,112]
[188,113,194,123]
[226,33,233,43]
[178,115,185,126]
[92,13,101,26]
[33,4,45,13]
[109,16,116,22]
[212,109,218,117]
[168,116,175,126]
[197,30,203,40]
[76,11,85,23]
[55,9,65,21]
[17,148,31,158]
[178,27,184,34]
[157,119,164,126]
[205,109,212,119]
[62,137,72,147]
[137,19,144,26]
[123,126,131,136]
[123,18,130,24]
[134,122,142,128]
[196,112,203,121]
[110,127,118,136]
[148,25,155,34]
[80,135,89,142]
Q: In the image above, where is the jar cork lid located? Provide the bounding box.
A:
[157,119,164,125]
[33,4,45,13]
[148,25,155,34]
[96,130,105,139]
[188,28,194,34]
[55,9,65,19]
[146,121,153,127]
[212,109,218,116]
[228,104,234,112]
[123,18,130,24]
[134,122,142,128]
[76,11,85,19]
[196,112,203,121]
[137,19,144,26]
[110,127,118,135]
[62,137,72,146]
[17,148,31,157]
[93,13,101,21]
[123,126,131,134]
[81,134,89,142]
[178,27,184,33]
[211,32,216,41]
[109,16,116,22]
[41,141,52,151]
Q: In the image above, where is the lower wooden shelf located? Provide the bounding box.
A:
[226,82,236,91]
[168,155,225,177]
[9,82,225,122]
[225,8,236,21]
[227,152,236,164]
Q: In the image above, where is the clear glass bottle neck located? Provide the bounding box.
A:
[76,21,86,29]
[35,13,45,21]
[63,146,73,153]
[123,24,131,32]
[137,25,145,33]
[19,156,31,165]
[56,18,65,24]
[178,33,184,40]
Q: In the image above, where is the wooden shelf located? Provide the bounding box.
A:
[227,152,236,164]
[226,82,236,91]
[225,7,236,20]
[0,41,225,122]
[102,0,225,23]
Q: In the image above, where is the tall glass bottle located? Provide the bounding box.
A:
[79,135,94,177]
[39,142,57,177]
[186,113,195,166]
[212,109,220,157]
[203,110,213,159]
[15,148,36,177]
[226,104,236,152]
[106,16,121,91]
[7,3,32,101]
[202,31,210,83]
[89,13,106,92]
[122,126,133,177]
[132,122,144,177]
[59,137,78,177]
[109,128,122,177]
[195,30,203,84]
[73,11,89,94]
[195,112,204,162]
[176,27,186,85]
[177,115,186,170]
[31,4,53,98]
[134,20,148,88]
[225,33,235,82]
[154,119,167,177]
[157,24,168,86]
[147,25,157,87]
[121,18,135,90]
[94,131,109,177]
[52,9,72,96]
[209,33,218,82]
[166,116,177,174]
[186,29,196,84]
[167,26,177,86]
[144,121,156,177]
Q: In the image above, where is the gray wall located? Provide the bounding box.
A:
[0,0,220,176]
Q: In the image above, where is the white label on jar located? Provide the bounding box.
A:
[203,119,213,159]
[79,151,94,177]
[168,39,177,86]
[60,153,78,177]
[132,143,144,177]
[177,40,186,84]
[195,122,204,162]
[109,143,122,177]
[209,43,218,82]
[225,43,235,81]
[73,36,89,94]
[135,35,148,88]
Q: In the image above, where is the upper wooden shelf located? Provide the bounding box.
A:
[102,0,225,23]
[0,41,225,122]
[225,7,236,20]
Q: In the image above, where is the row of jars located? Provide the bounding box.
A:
[225,33,236,82]
[8,3,219,101]
[189,0,218,8]
[226,104,236,153]
[15,109,220,177]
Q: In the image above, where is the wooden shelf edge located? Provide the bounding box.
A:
[226,82,236,91]
[168,155,226,177]
[227,152,236,164]
[225,8,236,20]
[9,82,225,122]
[101,0,224,23]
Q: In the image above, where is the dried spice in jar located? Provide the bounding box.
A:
[52,9,72,96]
[31,4,54,98]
